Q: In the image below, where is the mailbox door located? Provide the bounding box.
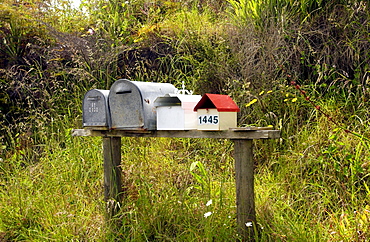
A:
[83,89,110,128]
[109,80,144,129]
[156,106,185,130]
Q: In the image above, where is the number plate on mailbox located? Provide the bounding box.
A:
[198,115,219,125]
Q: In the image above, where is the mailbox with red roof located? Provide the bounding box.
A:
[193,93,240,131]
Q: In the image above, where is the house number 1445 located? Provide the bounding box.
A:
[198,115,219,125]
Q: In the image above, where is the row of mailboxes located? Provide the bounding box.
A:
[82,79,240,131]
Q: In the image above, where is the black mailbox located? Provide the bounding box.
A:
[82,89,110,129]
[108,79,177,130]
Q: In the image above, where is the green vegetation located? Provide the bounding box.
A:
[1,0,369,240]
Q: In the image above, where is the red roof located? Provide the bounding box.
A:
[193,94,240,112]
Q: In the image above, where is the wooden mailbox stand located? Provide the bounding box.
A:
[72,128,280,241]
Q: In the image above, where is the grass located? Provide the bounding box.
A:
[1,78,370,240]
[1,92,369,241]
[1,0,369,241]
[0,117,105,240]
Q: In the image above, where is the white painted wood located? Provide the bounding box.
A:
[197,109,237,130]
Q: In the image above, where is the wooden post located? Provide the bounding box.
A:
[233,139,256,241]
[102,137,122,218]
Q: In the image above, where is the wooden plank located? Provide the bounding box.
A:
[230,127,273,131]
[72,129,280,140]
[103,137,122,219]
[233,139,256,241]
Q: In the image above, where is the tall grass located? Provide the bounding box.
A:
[0,114,105,240]
[0,119,240,240]
[1,0,370,241]
[2,96,369,240]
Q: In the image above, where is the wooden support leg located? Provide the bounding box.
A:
[103,137,122,218]
[233,139,256,241]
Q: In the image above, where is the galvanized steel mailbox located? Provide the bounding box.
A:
[108,79,177,130]
[194,93,240,131]
[82,89,110,128]
[154,94,201,130]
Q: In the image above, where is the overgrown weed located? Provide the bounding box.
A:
[1,0,369,241]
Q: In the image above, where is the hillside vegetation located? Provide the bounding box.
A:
[1,0,369,240]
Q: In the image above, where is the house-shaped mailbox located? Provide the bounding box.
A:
[108,79,177,130]
[154,94,202,130]
[82,89,110,129]
[193,93,240,131]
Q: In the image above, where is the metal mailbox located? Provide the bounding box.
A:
[154,94,201,130]
[108,79,177,130]
[193,93,240,131]
[82,89,110,129]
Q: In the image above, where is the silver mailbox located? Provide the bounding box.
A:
[108,79,177,130]
[82,89,110,128]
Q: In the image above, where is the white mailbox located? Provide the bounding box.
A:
[193,93,240,131]
[154,94,201,130]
